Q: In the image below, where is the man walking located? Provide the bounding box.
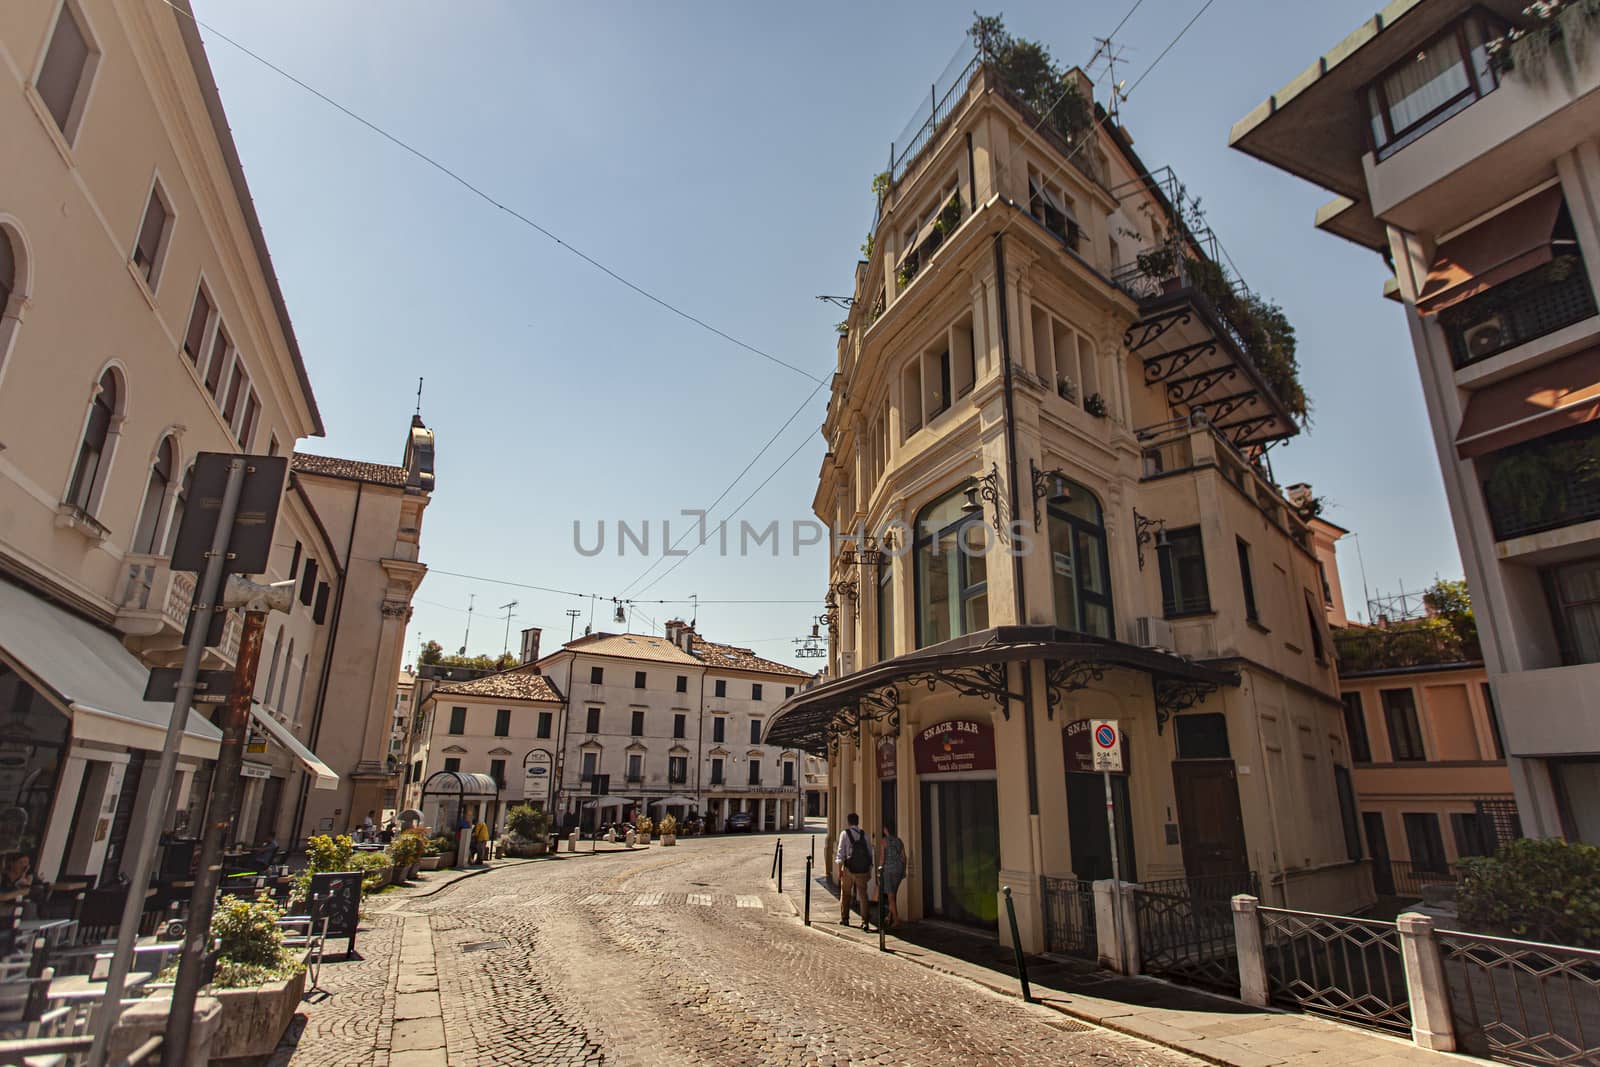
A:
[835,812,873,929]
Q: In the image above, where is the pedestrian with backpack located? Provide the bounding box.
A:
[836,812,874,928]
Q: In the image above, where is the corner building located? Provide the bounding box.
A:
[768,47,1371,954]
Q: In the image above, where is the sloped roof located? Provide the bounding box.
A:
[561,633,702,665]
[292,452,409,487]
[690,636,809,677]
[430,667,562,703]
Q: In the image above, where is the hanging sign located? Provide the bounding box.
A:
[876,737,897,780]
[1065,718,1130,774]
[914,719,995,775]
[1090,718,1124,773]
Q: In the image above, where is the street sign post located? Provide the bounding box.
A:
[522,748,553,809]
[1091,718,1125,969]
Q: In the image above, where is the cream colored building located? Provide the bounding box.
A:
[768,46,1370,954]
[1233,0,1600,841]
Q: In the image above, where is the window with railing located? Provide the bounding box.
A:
[1439,251,1596,368]
[1365,14,1501,160]
[1481,419,1600,540]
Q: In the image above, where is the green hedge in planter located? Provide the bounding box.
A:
[160,896,304,990]
[1458,838,1600,947]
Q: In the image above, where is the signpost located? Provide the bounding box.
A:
[522,748,553,809]
[1090,718,1125,969]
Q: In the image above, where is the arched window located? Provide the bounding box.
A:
[0,228,14,314]
[1048,480,1113,638]
[66,369,118,513]
[131,436,175,554]
[915,485,989,647]
[163,464,191,555]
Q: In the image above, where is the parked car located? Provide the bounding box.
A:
[725,811,755,833]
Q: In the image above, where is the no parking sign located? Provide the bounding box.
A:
[1090,719,1123,773]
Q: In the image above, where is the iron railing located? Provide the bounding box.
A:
[1259,908,1412,1035]
[1039,875,1097,959]
[1440,254,1597,369]
[1483,421,1600,541]
[1439,930,1600,1066]
[1373,859,1462,899]
[1132,872,1257,991]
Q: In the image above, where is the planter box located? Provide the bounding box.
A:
[503,839,547,859]
[661,834,677,846]
[419,855,442,871]
[210,966,308,1062]
[637,833,651,845]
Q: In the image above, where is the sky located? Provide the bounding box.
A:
[192,0,1464,669]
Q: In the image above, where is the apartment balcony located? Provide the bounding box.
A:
[1481,420,1600,541]
[1440,255,1597,371]
[1334,624,1483,676]
[115,554,241,666]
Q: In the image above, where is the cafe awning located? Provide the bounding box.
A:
[765,625,1239,755]
[648,795,697,809]
[0,579,220,759]
[1417,187,1565,315]
[1455,345,1600,458]
[247,705,337,790]
[420,771,499,798]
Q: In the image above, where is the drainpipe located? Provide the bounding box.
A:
[695,666,707,824]
[552,653,575,828]
[289,481,363,846]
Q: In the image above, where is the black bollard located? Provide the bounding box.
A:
[1002,885,1033,1002]
[771,839,780,879]
[777,841,784,894]
[877,864,887,953]
[804,855,812,926]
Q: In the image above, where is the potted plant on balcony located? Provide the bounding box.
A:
[1057,376,1079,403]
[635,814,653,846]
[502,803,550,858]
[658,814,678,847]
[1084,392,1107,418]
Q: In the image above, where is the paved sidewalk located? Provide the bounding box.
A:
[780,866,1454,1067]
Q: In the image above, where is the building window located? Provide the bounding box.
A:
[1481,683,1505,760]
[1174,713,1230,760]
[0,228,15,324]
[1305,592,1327,663]
[131,436,176,555]
[580,751,597,781]
[494,709,511,737]
[1552,759,1600,843]
[179,288,214,371]
[536,711,552,739]
[1048,482,1113,638]
[673,713,686,739]
[1237,539,1259,623]
[712,717,725,743]
[312,582,330,625]
[878,562,895,660]
[448,707,466,735]
[627,754,642,782]
[590,666,604,685]
[752,683,763,701]
[676,675,687,693]
[785,686,794,698]
[489,759,506,788]
[1342,692,1372,763]
[1318,561,1334,605]
[132,182,171,288]
[1159,526,1210,617]
[288,541,301,580]
[1451,811,1495,857]
[668,756,687,784]
[1402,812,1449,872]
[1548,557,1600,665]
[585,708,601,734]
[411,760,422,782]
[443,757,460,773]
[783,761,795,786]
[749,719,762,745]
[299,558,318,606]
[35,0,95,140]
[634,671,646,689]
[915,485,989,647]
[630,710,644,736]
[710,758,724,785]
[714,679,726,698]
[748,759,762,786]
[66,369,120,515]
[203,324,231,400]
[1333,766,1362,861]
[1382,689,1427,761]
[1365,14,1500,160]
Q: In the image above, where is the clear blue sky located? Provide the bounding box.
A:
[195,0,1462,668]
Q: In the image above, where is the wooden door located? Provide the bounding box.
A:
[1171,761,1248,881]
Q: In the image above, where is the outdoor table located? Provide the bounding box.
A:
[47,970,150,1002]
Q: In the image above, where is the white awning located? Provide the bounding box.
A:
[585,796,625,810]
[0,580,220,759]
[649,795,697,809]
[247,705,338,790]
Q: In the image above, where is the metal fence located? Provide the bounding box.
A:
[1440,930,1600,1066]
[1375,860,1462,899]
[1259,908,1411,1035]
[1133,872,1256,992]
[1039,875,1097,959]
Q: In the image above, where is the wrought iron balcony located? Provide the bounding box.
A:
[1440,254,1597,368]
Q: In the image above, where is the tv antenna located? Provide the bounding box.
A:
[498,600,519,657]
[565,609,582,641]
[459,594,475,655]
[1087,36,1131,121]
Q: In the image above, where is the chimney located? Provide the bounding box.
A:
[679,621,695,653]
[520,626,542,666]
[665,618,685,645]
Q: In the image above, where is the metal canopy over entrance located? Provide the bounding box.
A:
[764,625,1239,755]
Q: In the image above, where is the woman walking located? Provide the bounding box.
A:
[881,821,907,928]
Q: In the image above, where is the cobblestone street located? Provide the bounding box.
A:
[273,830,1201,1066]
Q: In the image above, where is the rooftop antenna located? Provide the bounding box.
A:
[690,594,698,629]
[565,609,582,641]
[459,594,475,655]
[498,599,519,657]
[415,376,424,418]
[1087,35,1130,122]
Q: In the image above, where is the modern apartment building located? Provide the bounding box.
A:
[768,32,1370,954]
[1232,0,1600,840]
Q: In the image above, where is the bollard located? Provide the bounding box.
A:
[804,855,812,926]
[877,864,886,953]
[777,841,784,894]
[1003,886,1033,1002]
[771,839,781,879]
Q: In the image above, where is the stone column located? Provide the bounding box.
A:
[1232,895,1269,1007]
[1397,911,1455,1052]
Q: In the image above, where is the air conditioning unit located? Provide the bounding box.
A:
[1135,616,1174,650]
[1463,316,1506,360]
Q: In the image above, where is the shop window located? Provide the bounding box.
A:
[1048,482,1113,638]
[1174,713,1230,759]
[914,485,989,647]
[1159,527,1210,617]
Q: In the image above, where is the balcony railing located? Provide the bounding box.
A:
[1137,415,1311,546]
[1482,420,1600,540]
[1439,254,1597,368]
[118,554,193,633]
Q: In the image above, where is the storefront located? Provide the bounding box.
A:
[1063,718,1137,882]
[915,719,999,928]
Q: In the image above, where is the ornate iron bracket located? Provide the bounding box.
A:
[1043,659,1108,719]
[1189,390,1259,426]
[1142,339,1218,385]
[1134,508,1167,571]
[901,661,1021,718]
[965,463,1003,534]
[1125,309,1193,352]
[1164,365,1236,406]
[1153,676,1220,734]
[1031,459,1070,531]
[829,576,860,603]
[1227,414,1279,447]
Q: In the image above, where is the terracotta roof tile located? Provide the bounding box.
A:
[292,452,409,487]
[690,636,809,677]
[561,633,702,665]
[429,667,562,703]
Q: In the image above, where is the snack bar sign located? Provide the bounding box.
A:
[913,719,996,776]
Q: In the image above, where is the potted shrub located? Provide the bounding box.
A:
[503,804,550,858]
[429,834,455,869]
[165,895,307,1061]
[635,815,653,845]
[387,828,426,882]
[418,834,443,871]
[349,851,394,893]
[659,814,678,847]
